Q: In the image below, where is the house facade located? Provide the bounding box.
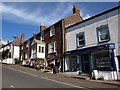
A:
[64,6,120,80]
[0,35,22,64]
[19,5,82,71]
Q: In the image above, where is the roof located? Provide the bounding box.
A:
[31,39,45,45]
[66,5,120,29]
[1,42,12,48]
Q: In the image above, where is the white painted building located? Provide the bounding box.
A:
[0,36,21,64]
[64,6,120,80]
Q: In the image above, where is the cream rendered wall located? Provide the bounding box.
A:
[66,9,119,56]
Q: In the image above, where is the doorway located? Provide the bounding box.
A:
[81,54,90,73]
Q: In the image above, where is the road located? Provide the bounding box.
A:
[2,65,84,88]
[2,64,119,89]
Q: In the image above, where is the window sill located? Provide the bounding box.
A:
[50,34,55,38]
[77,45,85,48]
[48,51,56,54]
[98,39,110,44]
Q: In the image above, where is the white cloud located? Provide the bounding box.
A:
[82,14,91,20]
[1,40,7,44]
[1,3,91,27]
[1,3,74,26]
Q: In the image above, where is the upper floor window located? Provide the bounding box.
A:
[21,45,23,50]
[48,42,56,53]
[50,25,55,37]
[39,46,44,53]
[76,32,85,47]
[41,31,44,40]
[97,25,110,43]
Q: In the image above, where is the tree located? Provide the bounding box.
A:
[2,49,9,59]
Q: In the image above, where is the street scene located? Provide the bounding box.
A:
[0,1,120,89]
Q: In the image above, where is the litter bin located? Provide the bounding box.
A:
[53,66,59,74]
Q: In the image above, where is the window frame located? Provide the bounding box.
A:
[48,42,56,53]
[50,25,55,37]
[97,25,110,43]
[76,32,85,48]
[38,46,44,53]
[41,31,44,40]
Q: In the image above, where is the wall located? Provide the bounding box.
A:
[13,46,20,59]
[66,9,119,55]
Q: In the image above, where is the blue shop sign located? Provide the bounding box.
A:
[109,44,115,49]
[65,43,115,55]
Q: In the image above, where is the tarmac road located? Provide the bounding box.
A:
[2,64,119,89]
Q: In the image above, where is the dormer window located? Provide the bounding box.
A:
[50,25,55,37]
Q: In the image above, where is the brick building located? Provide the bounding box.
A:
[19,5,82,71]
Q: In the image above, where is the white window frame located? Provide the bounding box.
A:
[97,25,110,43]
[50,25,55,37]
[76,32,85,47]
[48,42,56,53]
[38,46,44,53]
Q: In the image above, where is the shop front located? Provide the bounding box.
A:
[64,43,118,80]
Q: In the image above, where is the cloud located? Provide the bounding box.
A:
[82,14,91,20]
[1,40,7,44]
[1,3,75,26]
[1,3,90,27]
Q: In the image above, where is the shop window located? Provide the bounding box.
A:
[76,32,85,47]
[65,55,78,72]
[97,25,110,43]
[50,25,55,37]
[48,42,56,53]
[92,50,113,70]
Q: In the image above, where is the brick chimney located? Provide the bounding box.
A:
[40,23,47,32]
[20,33,25,44]
[73,5,80,16]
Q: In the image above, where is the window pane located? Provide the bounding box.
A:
[79,40,84,46]
[42,47,44,53]
[39,46,41,52]
[97,25,110,42]
[77,32,85,47]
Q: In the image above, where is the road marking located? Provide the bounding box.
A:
[7,67,86,89]
[10,84,14,88]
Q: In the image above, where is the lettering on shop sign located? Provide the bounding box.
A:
[95,57,112,68]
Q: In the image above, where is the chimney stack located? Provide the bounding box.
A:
[73,5,80,16]
[20,33,25,44]
[40,23,47,32]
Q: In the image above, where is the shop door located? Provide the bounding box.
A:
[81,54,90,73]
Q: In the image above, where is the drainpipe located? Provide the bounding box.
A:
[62,19,65,72]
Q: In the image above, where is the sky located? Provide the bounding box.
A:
[0,2,119,44]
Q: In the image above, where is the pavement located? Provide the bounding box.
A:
[2,64,120,89]
[57,72,120,86]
